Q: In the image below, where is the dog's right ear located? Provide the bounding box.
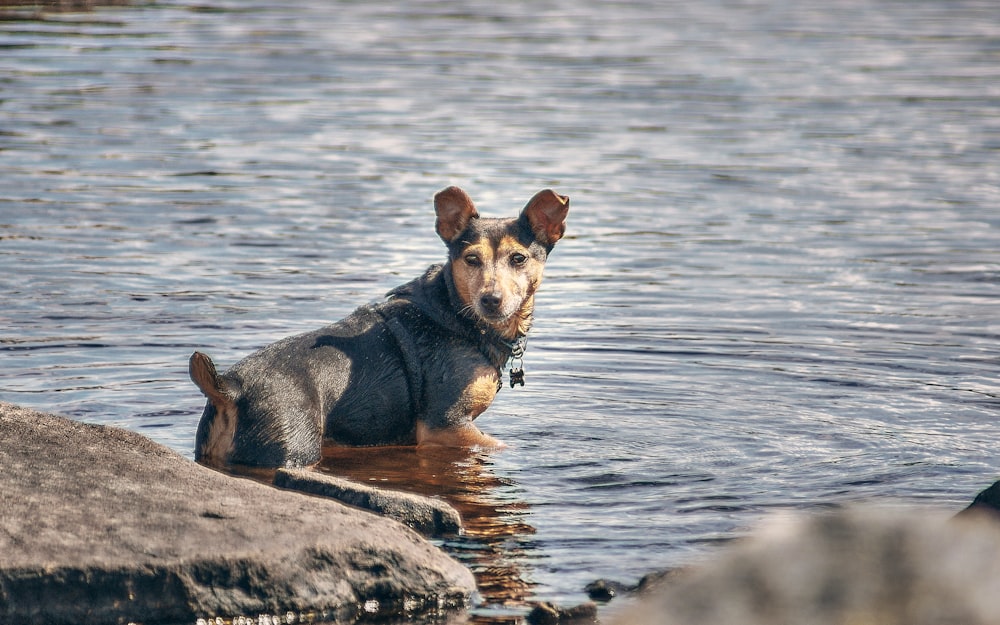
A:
[434,186,480,243]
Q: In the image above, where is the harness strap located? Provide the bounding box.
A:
[378,311,425,417]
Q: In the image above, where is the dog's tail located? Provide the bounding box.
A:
[190,351,238,467]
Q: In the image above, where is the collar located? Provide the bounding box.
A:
[382,264,530,372]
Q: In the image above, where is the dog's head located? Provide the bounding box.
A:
[434,186,569,340]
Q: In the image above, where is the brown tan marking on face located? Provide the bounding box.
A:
[450,239,494,310]
[492,235,544,338]
[450,235,547,339]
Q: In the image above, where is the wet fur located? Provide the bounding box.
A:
[191,187,568,468]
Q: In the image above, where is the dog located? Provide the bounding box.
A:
[190,186,569,468]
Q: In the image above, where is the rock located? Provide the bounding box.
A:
[612,507,1000,625]
[634,568,684,594]
[583,579,630,602]
[0,402,475,625]
[962,480,1000,518]
[526,600,598,624]
[274,467,462,537]
[584,569,679,603]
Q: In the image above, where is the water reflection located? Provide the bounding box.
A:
[219,445,536,622]
[319,446,536,620]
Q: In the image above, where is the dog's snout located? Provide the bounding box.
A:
[479,293,502,314]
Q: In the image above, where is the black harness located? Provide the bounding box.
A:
[374,264,532,414]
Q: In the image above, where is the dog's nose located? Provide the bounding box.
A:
[479,293,502,314]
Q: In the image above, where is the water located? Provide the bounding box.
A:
[2,0,998,621]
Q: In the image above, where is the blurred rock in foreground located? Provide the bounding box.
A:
[614,507,1000,625]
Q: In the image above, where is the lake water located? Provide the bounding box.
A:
[2,0,998,622]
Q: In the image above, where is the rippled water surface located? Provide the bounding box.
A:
[2,0,998,621]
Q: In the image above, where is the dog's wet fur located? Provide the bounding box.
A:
[190,186,568,468]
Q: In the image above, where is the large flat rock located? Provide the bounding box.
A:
[0,402,475,624]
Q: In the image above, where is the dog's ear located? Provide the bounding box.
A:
[521,189,569,247]
[435,186,480,243]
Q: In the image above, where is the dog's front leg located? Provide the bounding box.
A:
[416,421,505,449]
[415,363,505,450]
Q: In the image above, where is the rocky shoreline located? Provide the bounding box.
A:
[589,484,1000,625]
[608,504,1000,625]
[3,400,999,625]
[0,402,474,624]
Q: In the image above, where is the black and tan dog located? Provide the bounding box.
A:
[190,186,568,468]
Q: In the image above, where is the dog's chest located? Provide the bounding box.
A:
[460,364,501,417]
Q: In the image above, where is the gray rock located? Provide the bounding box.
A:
[963,480,1000,518]
[584,578,630,602]
[0,402,475,625]
[584,569,681,602]
[526,600,598,624]
[274,468,463,537]
[613,507,1000,625]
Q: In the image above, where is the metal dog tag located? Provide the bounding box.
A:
[509,368,525,387]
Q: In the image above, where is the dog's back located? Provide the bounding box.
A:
[193,306,410,466]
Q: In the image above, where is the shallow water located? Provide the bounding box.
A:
[2,0,998,621]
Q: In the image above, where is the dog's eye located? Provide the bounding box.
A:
[464,254,482,267]
[510,253,527,266]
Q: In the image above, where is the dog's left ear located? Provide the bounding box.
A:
[521,189,569,247]
[435,186,480,243]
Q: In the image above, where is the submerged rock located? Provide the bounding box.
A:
[275,467,462,537]
[583,579,630,602]
[584,569,680,602]
[613,507,1000,625]
[0,402,475,625]
[526,600,598,624]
